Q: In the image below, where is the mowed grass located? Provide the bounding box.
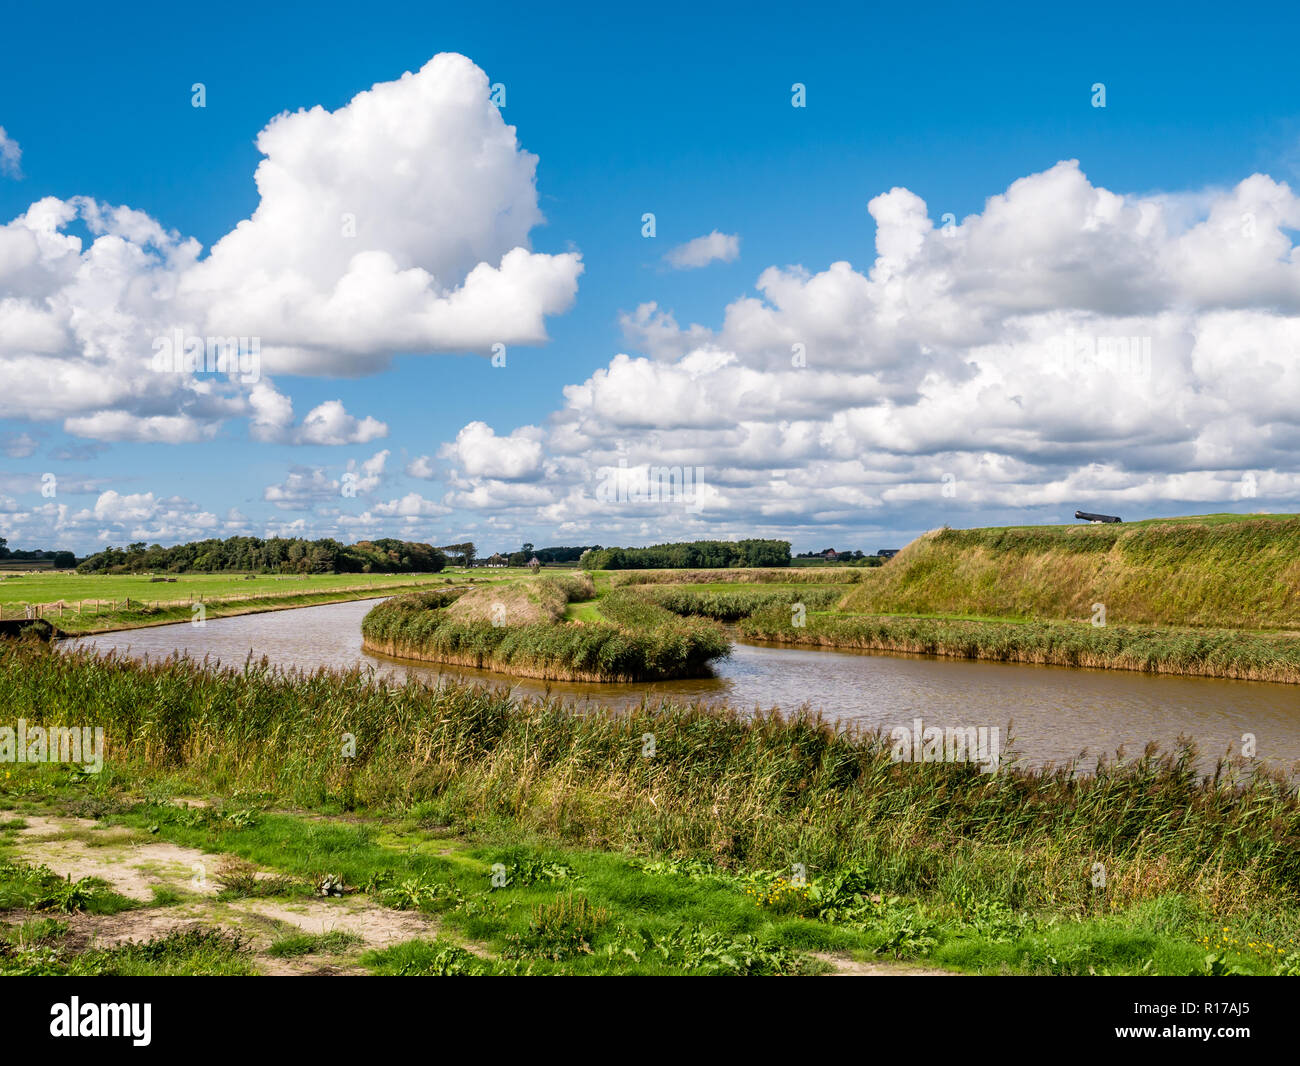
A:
[2,574,465,636]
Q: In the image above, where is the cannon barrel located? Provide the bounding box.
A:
[1075,510,1122,523]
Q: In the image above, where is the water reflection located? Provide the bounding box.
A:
[63,598,1300,775]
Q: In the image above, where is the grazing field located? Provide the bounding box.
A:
[0,570,458,606]
[0,571,481,635]
[1,639,1296,976]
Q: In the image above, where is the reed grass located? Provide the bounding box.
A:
[6,640,1297,918]
[360,577,729,681]
[640,585,843,621]
[611,568,867,586]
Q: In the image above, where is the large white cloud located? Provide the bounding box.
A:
[0,54,581,443]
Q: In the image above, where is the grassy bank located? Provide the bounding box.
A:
[360,576,730,681]
[642,584,844,621]
[839,514,1300,630]
[1,640,1297,975]
[738,610,1300,683]
[611,567,869,586]
[589,516,1300,682]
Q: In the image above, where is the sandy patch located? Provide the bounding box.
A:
[4,813,449,975]
[812,951,961,976]
[62,907,217,950]
[17,821,219,900]
[240,897,437,946]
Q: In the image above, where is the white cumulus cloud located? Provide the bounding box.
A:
[664,230,739,270]
[0,54,581,444]
[433,161,1300,541]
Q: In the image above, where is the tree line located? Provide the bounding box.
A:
[0,539,76,568]
[77,537,446,575]
[481,543,602,566]
[580,539,791,569]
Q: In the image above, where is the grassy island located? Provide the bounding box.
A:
[360,575,730,681]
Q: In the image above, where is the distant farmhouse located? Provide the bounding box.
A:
[1075,510,1122,524]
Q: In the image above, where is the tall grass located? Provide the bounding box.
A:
[840,516,1300,629]
[611,568,868,586]
[639,585,843,621]
[7,641,1298,916]
[361,579,729,681]
[444,574,591,626]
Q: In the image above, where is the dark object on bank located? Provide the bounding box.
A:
[0,618,61,640]
[876,549,900,558]
[1075,511,1122,524]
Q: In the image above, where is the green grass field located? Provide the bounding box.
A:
[0,565,580,636]
[0,570,455,605]
[0,571,478,635]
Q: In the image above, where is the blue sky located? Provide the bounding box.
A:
[2,0,1299,556]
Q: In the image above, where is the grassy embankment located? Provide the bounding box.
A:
[628,515,1300,683]
[1,639,1297,976]
[839,514,1300,628]
[364,521,1300,683]
[0,571,464,635]
[361,574,730,682]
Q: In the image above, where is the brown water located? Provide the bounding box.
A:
[63,598,1300,775]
